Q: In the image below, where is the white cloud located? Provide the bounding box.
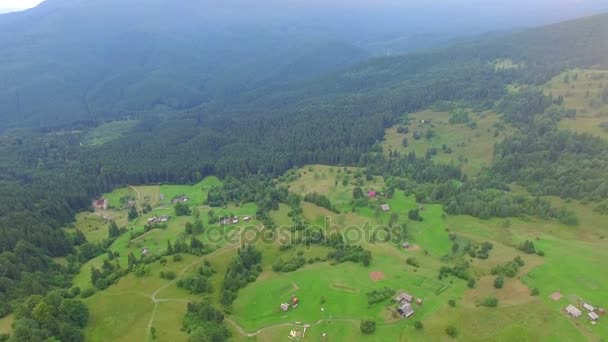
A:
[0,0,44,11]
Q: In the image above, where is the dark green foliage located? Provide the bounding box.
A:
[438,259,471,280]
[128,206,139,221]
[177,274,212,294]
[360,320,376,334]
[518,240,537,254]
[304,192,339,213]
[11,291,88,342]
[174,202,191,216]
[406,257,420,268]
[408,209,423,221]
[352,187,364,200]
[272,255,306,273]
[366,287,396,306]
[448,299,456,307]
[495,88,553,124]
[221,245,262,308]
[448,109,471,124]
[446,326,458,338]
[493,276,505,289]
[467,278,476,288]
[481,297,499,307]
[494,109,608,201]
[531,288,540,296]
[327,245,372,266]
[183,301,230,342]
[414,321,424,330]
[160,271,177,280]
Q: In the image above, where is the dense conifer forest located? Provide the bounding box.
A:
[0,7,608,341]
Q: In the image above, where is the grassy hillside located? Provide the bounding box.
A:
[543,69,608,139]
[65,176,608,341]
[383,109,510,176]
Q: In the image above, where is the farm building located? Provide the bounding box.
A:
[397,303,415,318]
[583,303,595,312]
[159,216,169,222]
[148,216,158,224]
[172,196,189,204]
[589,312,600,321]
[394,292,413,304]
[402,242,411,249]
[244,216,251,221]
[380,204,390,212]
[566,304,583,318]
[93,198,108,210]
[141,247,150,256]
[280,303,290,311]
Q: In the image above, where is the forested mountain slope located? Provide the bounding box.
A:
[1,10,608,340]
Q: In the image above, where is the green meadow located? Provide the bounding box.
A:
[53,169,608,342]
[84,120,138,146]
[543,69,608,140]
[383,110,510,176]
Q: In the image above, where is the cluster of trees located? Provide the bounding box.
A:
[9,290,89,342]
[518,240,544,256]
[493,93,608,202]
[272,254,307,273]
[468,241,493,259]
[328,244,372,266]
[182,301,231,342]
[221,245,263,308]
[303,192,339,213]
[366,287,395,306]
[177,262,215,294]
[438,259,471,281]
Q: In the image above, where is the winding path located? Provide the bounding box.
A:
[129,185,143,213]
[144,238,243,340]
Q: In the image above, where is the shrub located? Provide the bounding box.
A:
[81,288,96,298]
[467,278,476,288]
[446,326,458,338]
[406,257,420,268]
[493,276,504,289]
[481,297,499,307]
[160,271,177,280]
[414,321,424,330]
[360,320,376,334]
[531,288,540,296]
[448,299,456,307]
[173,254,183,262]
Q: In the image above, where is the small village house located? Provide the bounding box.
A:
[394,292,413,304]
[280,303,290,311]
[402,242,411,249]
[583,303,595,312]
[566,304,583,318]
[141,247,150,256]
[368,190,377,198]
[381,204,390,212]
[93,198,108,210]
[589,312,600,321]
[243,216,251,221]
[397,303,415,318]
